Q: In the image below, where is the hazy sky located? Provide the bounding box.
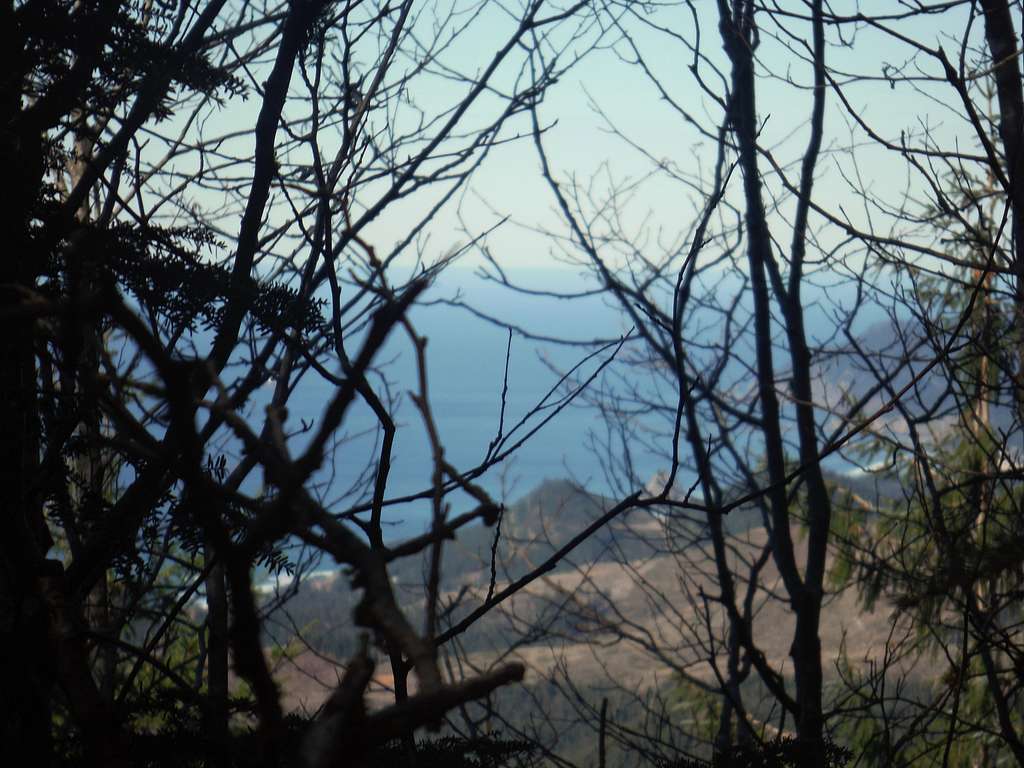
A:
[171,1,992,289]
[379,1,986,281]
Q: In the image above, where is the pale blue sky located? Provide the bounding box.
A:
[150,0,1000,289]
[353,0,992,284]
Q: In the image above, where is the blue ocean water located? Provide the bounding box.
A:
[277,267,659,535]
[207,264,887,544]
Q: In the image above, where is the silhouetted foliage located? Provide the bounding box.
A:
[657,738,852,768]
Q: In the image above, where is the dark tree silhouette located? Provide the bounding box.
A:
[0,1,595,766]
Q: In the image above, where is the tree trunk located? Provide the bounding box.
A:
[1,9,52,753]
[717,2,827,764]
[205,545,230,766]
[979,0,1024,419]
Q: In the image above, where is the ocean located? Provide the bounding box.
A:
[273,266,662,537]
[253,264,884,540]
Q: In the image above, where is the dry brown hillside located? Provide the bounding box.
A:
[268,513,917,735]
